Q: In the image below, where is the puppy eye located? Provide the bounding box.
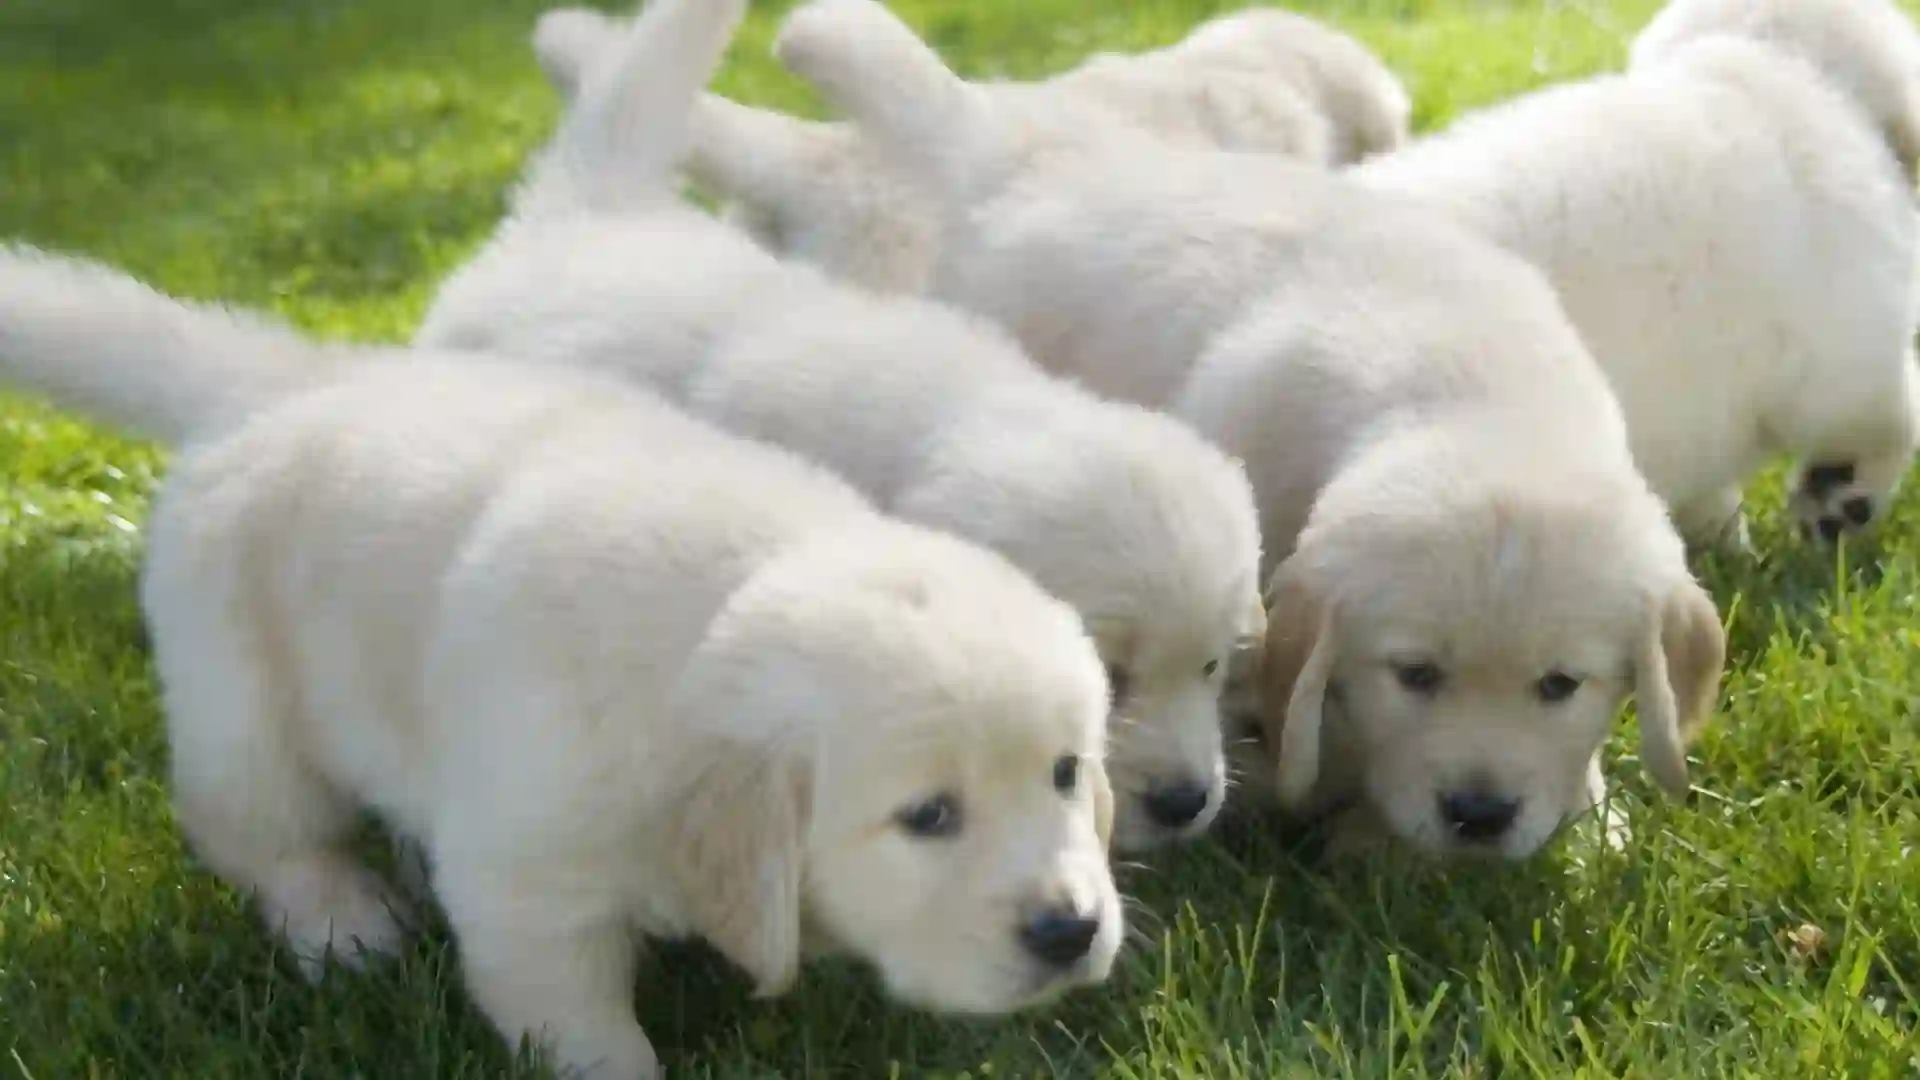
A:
[1203,659,1220,678]
[1536,671,1582,703]
[1393,661,1443,695]
[895,794,961,839]
[1104,663,1130,706]
[1052,754,1080,795]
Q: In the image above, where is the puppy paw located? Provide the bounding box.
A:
[1790,461,1877,544]
[258,853,412,980]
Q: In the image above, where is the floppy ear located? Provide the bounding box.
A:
[1091,762,1116,853]
[1260,560,1338,809]
[1884,87,1920,185]
[531,8,618,101]
[660,735,810,997]
[1632,581,1726,798]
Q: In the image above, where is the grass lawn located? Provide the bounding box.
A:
[4,0,1920,1076]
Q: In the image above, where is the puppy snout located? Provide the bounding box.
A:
[1842,496,1874,526]
[1439,791,1520,842]
[1142,780,1211,829]
[1019,906,1102,970]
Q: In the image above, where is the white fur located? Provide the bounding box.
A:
[0,241,1124,1079]
[528,3,1406,292]
[776,0,1725,861]
[419,0,1266,851]
[1355,0,1920,550]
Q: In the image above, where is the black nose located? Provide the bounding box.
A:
[1143,782,1210,828]
[1440,792,1520,842]
[1020,908,1101,969]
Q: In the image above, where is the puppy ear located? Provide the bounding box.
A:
[1091,761,1116,853]
[1260,560,1338,808]
[660,737,809,997]
[1633,581,1726,797]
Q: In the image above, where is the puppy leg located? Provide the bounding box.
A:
[151,559,409,977]
[441,880,656,1080]
[1673,484,1752,554]
[1576,753,1630,853]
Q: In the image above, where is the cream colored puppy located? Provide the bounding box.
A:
[1355,0,1920,550]
[418,0,1265,851]
[529,3,1407,292]
[777,0,1725,860]
[0,243,1123,1080]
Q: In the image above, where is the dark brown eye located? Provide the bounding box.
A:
[1536,671,1582,703]
[1052,754,1080,795]
[1203,659,1220,677]
[1105,663,1130,706]
[1393,661,1443,695]
[896,794,961,838]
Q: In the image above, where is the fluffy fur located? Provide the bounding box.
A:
[0,239,1124,1078]
[1354,0,1920,550]
[529,3,1407,293]
[418,0,1266,851]
[777,0,1725,860]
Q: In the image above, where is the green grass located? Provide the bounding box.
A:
[3,0,1919,1076]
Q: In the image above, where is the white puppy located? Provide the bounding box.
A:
[1354,0,1920,550]
[417,0,1265,851]
[530,3,1407,293]
[0,242,1123,1079]
[776,0,1725,860]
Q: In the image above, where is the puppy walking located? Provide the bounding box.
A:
[775,0,1726,860]
[417,0,1266,851]
[0,235,1126,1076]
[1356,0,1920,550]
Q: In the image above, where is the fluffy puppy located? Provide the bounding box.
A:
[0,243,1123,1079]
[1354,0,1920,550]
[777,0,1724,860]
[417,0,1265,852]
[529,2,1407,292]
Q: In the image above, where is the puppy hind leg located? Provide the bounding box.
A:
[150,567,408,977]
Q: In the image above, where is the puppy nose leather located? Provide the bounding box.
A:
[1020,908,1101,968]
[1143,781,1210,827]
[1441,792,1519,841]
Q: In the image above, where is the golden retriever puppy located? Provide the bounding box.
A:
[0,243,1123,1079]
[775,0,1726,860]
[528,2,1406,293]
[417,0,1265,851]
[1354,0,1920,551]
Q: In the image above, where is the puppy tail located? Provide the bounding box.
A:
[774,0,992,196]
[517,0,749,217]
[531,6,623,103]
[0,245,352,444]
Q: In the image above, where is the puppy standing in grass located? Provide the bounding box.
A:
[775,0,1725,859]
[1354,0,1920,551]
[528,2,1408,293]
[415,0,1265,850]
[0,241,1125,1078]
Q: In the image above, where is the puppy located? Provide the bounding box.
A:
[529,3,1406,293]
[417,0,1266,852]
[1354,0,1920,550]
[776,0,1725,860]
[0,242,1123,1079]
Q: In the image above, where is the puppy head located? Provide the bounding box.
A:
[1788,355,1920,542]
[1632,0,1920,182]
[1258,429,1724,860]
[662,524,1121,1012]
[1056,59,1336,163]
[1168,8,1412,162]
[899,393,1265,852]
